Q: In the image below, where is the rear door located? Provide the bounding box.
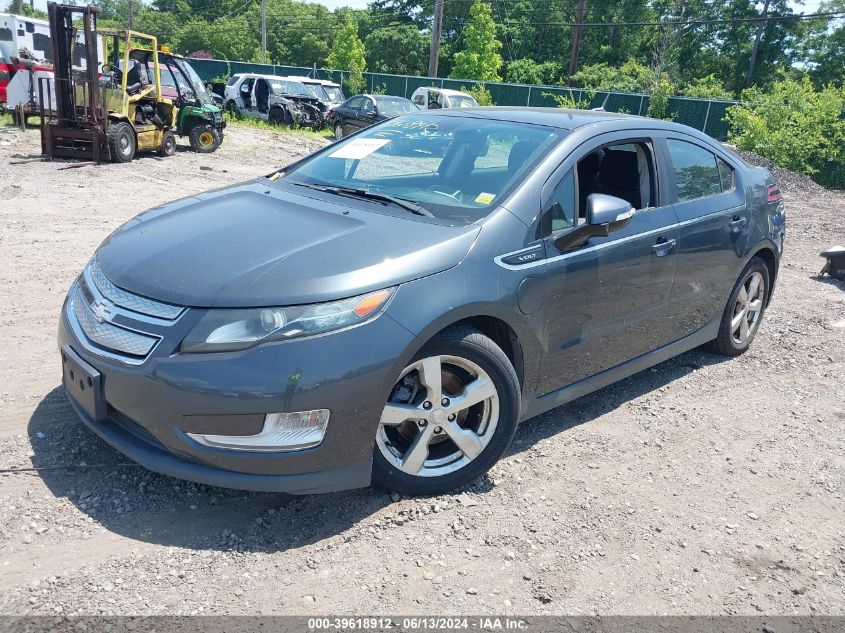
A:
[659,135,749,337]
[523,132,681,394]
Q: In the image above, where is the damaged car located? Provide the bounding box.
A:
[223,73,325,128]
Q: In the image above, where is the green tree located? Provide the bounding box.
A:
[571,60,655,93]
[327,19,366,94]
[681,74,734,100]
[365,25,429,75]
[450,1,502,82]
[726,74,845,188]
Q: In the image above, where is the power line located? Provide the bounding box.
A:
[443,10,845,27]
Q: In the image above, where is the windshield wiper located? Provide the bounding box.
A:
[293,183,435,218]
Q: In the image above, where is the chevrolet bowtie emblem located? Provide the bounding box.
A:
[90,300,114,323]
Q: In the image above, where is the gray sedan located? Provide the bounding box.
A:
[58,108,785,496]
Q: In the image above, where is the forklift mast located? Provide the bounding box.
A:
[47,2,102,127]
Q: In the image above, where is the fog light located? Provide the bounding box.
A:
[187,410,329,452]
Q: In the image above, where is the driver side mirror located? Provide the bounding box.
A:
[555,194,635,252]
[586,193,635,226]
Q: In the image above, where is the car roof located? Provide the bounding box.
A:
[416,87,474,98]
[421,106,706,135]
[284,75,341,87]
[350,94,412,102]
[235,73,306,82]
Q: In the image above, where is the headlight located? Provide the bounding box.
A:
[180,287,395,353]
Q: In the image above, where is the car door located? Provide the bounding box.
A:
[339,96,362,134]
[524,134,681,394]
[659,135,749,337]
[358,96,379,128]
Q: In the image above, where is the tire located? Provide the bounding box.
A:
[157,130,176,157]
[225,100,237,113]
[334,123,344,140]
[709,256,770,356]
[268,107,285,126]
[189,123,221,153]
[107,122,136,163]
[372,326,520,496]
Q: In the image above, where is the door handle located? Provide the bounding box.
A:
[652,237,676,257]
[729,216,747,233]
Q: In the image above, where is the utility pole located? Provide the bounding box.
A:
[746,0,770,87]
[127,0,133,30]
[428,0,444,77]
[567,0,586,86]
[261,0,267,64]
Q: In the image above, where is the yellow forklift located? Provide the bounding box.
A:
[40,2,176,162]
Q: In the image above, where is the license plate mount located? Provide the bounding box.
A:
[61,345,106,421]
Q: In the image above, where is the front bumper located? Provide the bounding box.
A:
[58,294,417,494]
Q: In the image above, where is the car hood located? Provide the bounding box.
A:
[94,181,480,308]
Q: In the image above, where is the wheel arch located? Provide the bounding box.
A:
[745,239,779,305]
[389,303,542,397]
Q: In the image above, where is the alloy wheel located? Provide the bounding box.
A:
[376,355,499,478]
[731,270,765,345]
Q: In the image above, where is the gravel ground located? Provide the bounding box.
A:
[0,122,844,616]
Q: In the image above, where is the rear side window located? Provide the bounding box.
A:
[667,139,722,202]
[226,75,239,86]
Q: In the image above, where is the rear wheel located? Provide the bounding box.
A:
[710,257,770,356]
[372,326,520,496]
[157,130,176,157]
[334,123,344,140]
[189,123,221,153]
[107,122,136,163]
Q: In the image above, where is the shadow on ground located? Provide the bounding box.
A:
[27,346,725,553]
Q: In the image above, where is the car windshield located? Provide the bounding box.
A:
[450,95,477,108]
[271,79,309,96]
[323,85,344,104]
[170,58,212,105]
[281,114,563,224]
[376,97,418,116]
[302,83,327,100]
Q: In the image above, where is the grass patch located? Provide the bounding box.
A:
[224,111,334,140]
[0,111,14,126]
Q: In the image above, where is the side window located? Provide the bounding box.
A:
[545,169,576,234]
[717,156,734,192]
[412,92,425,106]
[667,139,722,202]
[360,98,374,113]
[25,22,35,33]
[226,75,239,87]
[345,96,362,110]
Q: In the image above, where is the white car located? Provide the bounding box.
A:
[222,73,326,127]
[410,87,478,110]
[282,75,345,110]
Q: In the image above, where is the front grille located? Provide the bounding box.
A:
[88,259,183,320]
[66,260,186,365]
[109,406,167,451]
[70,286,159,358]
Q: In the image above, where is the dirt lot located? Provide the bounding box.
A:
[0,121,843,617]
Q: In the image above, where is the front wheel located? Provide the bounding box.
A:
[107,122,136,163]
[189,123,221,153]
[157,130,176,157]
[372,326,520,496]
[710,256,770,356]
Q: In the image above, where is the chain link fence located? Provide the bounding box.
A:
[192,59,738,139]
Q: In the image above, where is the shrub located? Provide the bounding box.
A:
[464,84,493,106]
[682,75,734,101]
[646,73,675,120]
[726,74,845,189]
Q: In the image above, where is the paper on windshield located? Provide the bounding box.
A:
[329,138,390,160]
